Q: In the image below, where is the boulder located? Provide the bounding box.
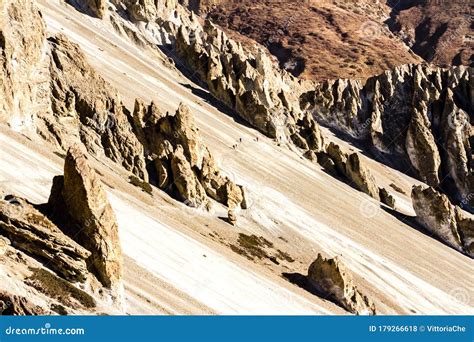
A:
[345,153,380,201]
[47,146,123,289]
[455,209,474,256]
[326,143,380,201]
[225,181,243,210]
[412,185,473,257]
[379,188,396,209]
[0,197,90,282]
[308,254,376,315]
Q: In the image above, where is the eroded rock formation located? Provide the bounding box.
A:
[2,0,246,216]
[47,146,123,289]
[47,34,147,180]
[1,0,148,181]
[0,0,50,128]
[308,253,376,315]
[174,19,324,156]
[302,64,473,209]
[379,188,396,209]
[325,142,380,201]
[132,101,244,210]
[412,185,473,257]
[108,3,325,158]
[0,145,124,313]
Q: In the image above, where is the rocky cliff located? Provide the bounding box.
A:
[48,34,148,180]
[59,1,473,224]
[2,0,243,212]
[0,0,50,129]
[103,1,326,159]
[1,0,147,179]
[301,64,473,210]
[174,19,325,156]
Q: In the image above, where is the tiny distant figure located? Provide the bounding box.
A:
[239,137,242,143]
[256,137,259,142]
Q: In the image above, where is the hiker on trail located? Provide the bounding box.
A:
[239,137,242,143]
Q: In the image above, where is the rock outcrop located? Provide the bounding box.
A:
[1,0,246,215]
[47,146,123,289]
[308,254,376,315]
[302,64,473,209]
[325,143,380,201]
[174,19,324,157]
[379,188,396,209]
[93,0,471,215]
[412,186,473,257]
[0,144,125,313]
[0,0,50,128]
[0,196,91,282]
[132,101,244,210]
[0,291,47,315]
[48,34,147,180]
[1,1,149,181]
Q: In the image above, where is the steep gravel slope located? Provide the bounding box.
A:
[0,0,471,315]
